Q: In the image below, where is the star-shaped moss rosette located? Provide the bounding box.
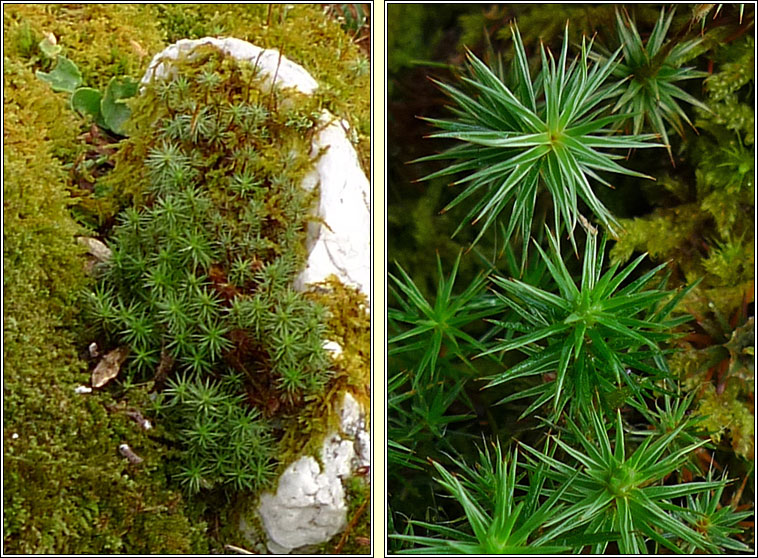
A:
[679,470,754,553]
[391,442,585,554]
[594,8,710,164]
[522,406,729,554]
[415,23,662,251]
[481,227,698,420]
[389,251,498,388]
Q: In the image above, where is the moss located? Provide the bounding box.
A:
[310,474,371,555]
[697,384,754,460]
[278,277,370,464]
[338,475,372,554]
[146,3,370,172]
[3,4,165,88]
[7,3,369,221]
[611,204,709,280]
[3,39,206,555]
[4,4,369,554]
[89,43,347,497]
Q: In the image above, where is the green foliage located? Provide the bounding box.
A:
[611,34,754,286]
[388,4,753,554]
[680,470,754,553]
[483,228,697,420]
[5,4,369,554]
[522,406,723,553]
[389,251,496,386]
[3,44,206,555]
[594,8,709,163]
[87,46,334,491]
[35,36,140,135]
[417,24,661,249]
[392,443,578,554]
[36,54,82,92]
[610,33,754,469]
[163,375,276,494]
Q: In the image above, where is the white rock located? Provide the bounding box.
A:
[296,115,371,300]
[355,430,370,470]
[254,392,369,553]
[77,236,112,262]
[322,340,343,357]
[141,38,370,302]
[257,455,347,552]
[75,385,93,394]
[339,391,364,438]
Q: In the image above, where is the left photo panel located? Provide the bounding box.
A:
[3,3,371,555]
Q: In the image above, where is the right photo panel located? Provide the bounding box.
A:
[387,3,755,555]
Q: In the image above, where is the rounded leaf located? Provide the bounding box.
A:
[38,36,61,58]
[101,76,139,135]
[71,87,104,122]
[35,56,82,93]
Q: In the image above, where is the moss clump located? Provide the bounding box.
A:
[275,277,370,464]
[3,36,206,555]
[3,4,165,89]
[311,474,371,555]
[87,45,338,496]
[697,384,754,460]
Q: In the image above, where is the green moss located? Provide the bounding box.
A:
[278,277,370,464]
[146,4,370,172]
[89,45,337,494]
[338,475,372,554]
[3,38,206,554]
[4,4,369,554]
[3,4,165,88]
[611,204,709,282]
[310,474,371,555]
[697,384,754,460]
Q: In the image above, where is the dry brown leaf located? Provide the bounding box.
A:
[92,346,130,388]
[130,39,147,58]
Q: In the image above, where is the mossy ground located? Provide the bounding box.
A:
[3,4,369,554]
[387,3,753,552]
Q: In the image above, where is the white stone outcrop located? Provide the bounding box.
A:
[256,392,369,553]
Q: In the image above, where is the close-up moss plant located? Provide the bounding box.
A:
[4,4,369,554]
[388,3,754,554]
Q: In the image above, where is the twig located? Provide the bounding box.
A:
[224,543,256,554]
[333,499,369,554]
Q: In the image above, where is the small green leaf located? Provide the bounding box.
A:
[101,76,139,135]
[71,87,105,125]
[38,36,61,58]
[35,56,82,93]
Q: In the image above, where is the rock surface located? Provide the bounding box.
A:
[256,392,369,553]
